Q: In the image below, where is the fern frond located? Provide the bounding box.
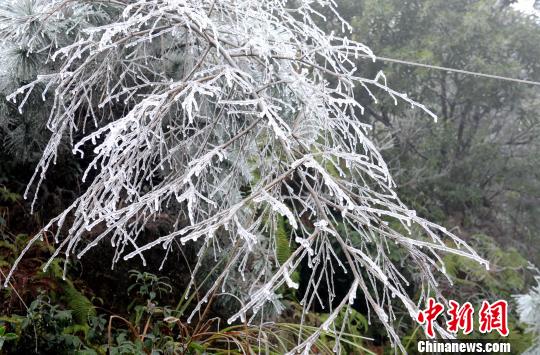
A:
[275,215,291,267]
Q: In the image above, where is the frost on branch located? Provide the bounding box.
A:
[3,0,487,352]
[515,276,540,354]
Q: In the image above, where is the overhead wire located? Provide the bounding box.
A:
[358,54,540,86]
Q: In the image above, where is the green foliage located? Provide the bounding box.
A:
[0,325,17,350]
[344,0,540,265]
[394,234,535,353]
[280,301,375,354]
[319,308,370,353]
[4,293,102,354]
[43,260,96,324]
[109,271,375,354]
[0,186,20,204]
[275,215,291,266]
[127,270,172,304]
[274,215,300,294]
[63,282,96,325]
[0,186,20,236]
[1,262,376,354]
[443,234,530,301]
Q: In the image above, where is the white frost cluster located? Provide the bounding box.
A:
[2,0,487,352]
[516,277,540,354]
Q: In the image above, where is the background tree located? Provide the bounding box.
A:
[343,0,540,265]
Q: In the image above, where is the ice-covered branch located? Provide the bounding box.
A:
[3,0,488,351]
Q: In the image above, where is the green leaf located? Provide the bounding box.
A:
[3,333,17,341]
[275,215,293,266]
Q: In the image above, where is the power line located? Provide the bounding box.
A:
[358,54,540,86]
